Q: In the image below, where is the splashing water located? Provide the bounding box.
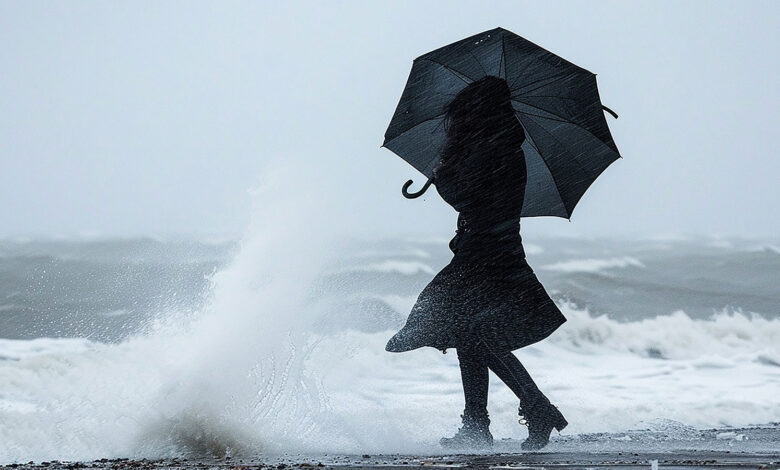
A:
[0,164,355,461]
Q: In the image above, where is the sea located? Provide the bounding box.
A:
[1,223,778,462]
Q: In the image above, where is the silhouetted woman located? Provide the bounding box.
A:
[386,76,568,450]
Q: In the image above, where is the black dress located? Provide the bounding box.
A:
[386,133,566,353]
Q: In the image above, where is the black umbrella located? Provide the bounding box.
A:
[382,27,621,218]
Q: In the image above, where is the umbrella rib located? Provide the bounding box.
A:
[520,94,580,102]
[419,58,472,84]
[516,110,572,124]
[518,123,569,217]
[523,112,599,187]
[511,71,573,97]
[512,99,579,124]
[507,43,539,89]
[466,48,488,76]
[511,98,618,152]
[383,113,447,146]
[526,112,619,218]
[499,35,507,79]
[506,48,572,90]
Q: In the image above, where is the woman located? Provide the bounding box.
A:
[385,76,568,450]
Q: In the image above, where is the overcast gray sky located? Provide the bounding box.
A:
[1,1,778,240]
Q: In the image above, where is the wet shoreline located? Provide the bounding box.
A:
[2,450,778,470]
[4,426,779,470]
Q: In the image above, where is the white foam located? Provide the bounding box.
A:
[2,299,778,462]
[344,260,435,275]
[0,337,94,361]
[706,239,734,249]
[644,234,693,242]
[548,306,780,361]
[305,306,780,450]
[352,248,431,259]
[524,243,543,255]
[376,295,417,315]
[540,256,645,273]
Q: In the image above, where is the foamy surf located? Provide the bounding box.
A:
[540,256,645,273]
[1,300,778,461]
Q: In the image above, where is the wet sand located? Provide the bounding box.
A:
[4,426,778,470]
[3,451,777,470]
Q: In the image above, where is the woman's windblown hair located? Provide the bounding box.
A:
[440,76,525,168]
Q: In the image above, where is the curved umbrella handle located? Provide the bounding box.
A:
[402,177,433,199]
[602,105,619,119]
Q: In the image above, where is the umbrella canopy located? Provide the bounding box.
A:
[383,27,621,218]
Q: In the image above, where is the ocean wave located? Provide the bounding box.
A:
[350,248,431,259]
[0,337,94,361]
[540,256,645,273]
[523,243,543,255]
[550,305,780,363]
[747,244,780,255]
[341,260,435,275]
[1,305,778,462]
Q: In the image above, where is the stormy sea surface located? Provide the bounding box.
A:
[0,231,778,464]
